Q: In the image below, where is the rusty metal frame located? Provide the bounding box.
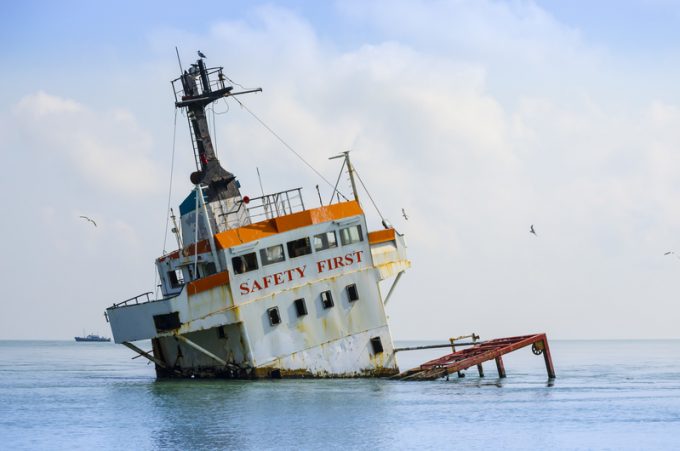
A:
[394,333,555,381]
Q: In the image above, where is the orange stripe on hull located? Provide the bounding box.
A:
[368,228,396,245]
[160,201,364,259]
[187,271,230,296]
[215,200,363,249]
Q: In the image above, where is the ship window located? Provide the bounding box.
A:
[321,290,334,309]
[187,265,196,281]
[340,225,363,246]
[260,244,285,266]
[346,284,359,302]
[287,237,312,258]
[153,312,181,332]
[168,269,184,288]
[232,252,258,274]
[267,307,281,326]
[203,262,217,276]
[313,231,338,252]
[370,337,384,354]
[217,326,226,339]
[294,298,308,317]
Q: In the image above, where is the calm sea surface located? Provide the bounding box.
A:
[1,340,679,450]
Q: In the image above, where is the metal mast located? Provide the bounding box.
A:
[172,53,261,203]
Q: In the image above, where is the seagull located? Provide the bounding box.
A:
[529,224,537,236]
[402,208,408,220]
[198,50,206,59]
[79,216,97,227]
[665,251,673,255]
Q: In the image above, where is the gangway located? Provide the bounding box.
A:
[393,333,555,381]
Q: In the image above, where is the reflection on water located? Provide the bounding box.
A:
[1,340,679,450]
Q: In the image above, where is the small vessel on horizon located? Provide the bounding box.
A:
[74,333,111,342]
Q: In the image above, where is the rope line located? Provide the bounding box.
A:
[156,107,179,298]
[229,96,348,200]
[353,167,386,221]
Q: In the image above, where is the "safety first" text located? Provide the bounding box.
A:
[238,250,364,295]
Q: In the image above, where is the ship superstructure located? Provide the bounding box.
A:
[105,55,410,378]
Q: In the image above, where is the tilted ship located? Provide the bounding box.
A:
[105,54,410,378]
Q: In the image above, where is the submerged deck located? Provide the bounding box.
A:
[393,333,555,381]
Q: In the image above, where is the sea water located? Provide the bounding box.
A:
[0,340,679,450]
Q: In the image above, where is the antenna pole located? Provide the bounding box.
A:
[315,184,323,206]
[170,208,183,249]
[345,151,359,202]
[256,167,265,197]
[175,46,183,73]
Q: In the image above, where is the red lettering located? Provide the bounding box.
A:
[333,256,344,269]
[345,253,354,266]
[355,250,363,263]
[295,265,306,278]
[262,275,273,289]
[273,272,284,285]
[239,282,250,295]
[285,269,295,282]
[316,260,326,273]
[251,280,262,292]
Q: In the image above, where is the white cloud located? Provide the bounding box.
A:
[12,91,162,196]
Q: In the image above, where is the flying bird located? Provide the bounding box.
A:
[79,216,97,227]
[402,208,408,220]
[198,50,206,59]
[665,251,673,255]
[529,224,537,236]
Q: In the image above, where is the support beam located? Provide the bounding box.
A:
[175,334,227,366]
[495,356,506,378]
[383,270,404,306]
[123,341,168,368]
[542,339,556,379]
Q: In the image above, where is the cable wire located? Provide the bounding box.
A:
[353,166,386,222]
[156,108,179,298]
[229,96,348,200]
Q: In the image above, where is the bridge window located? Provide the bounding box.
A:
[203,262,217,277]
[321,290,334,309]
[287,237,312,258]
[294,298,308,317]
[346,284,359,302]
[260,244,285,266]
[313,231,338,252]
[340,225,363,246]
[267,307,281,326]
[232,252,258,274]
[167,269,184,288]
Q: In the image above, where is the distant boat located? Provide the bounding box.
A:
[74,334,111,342]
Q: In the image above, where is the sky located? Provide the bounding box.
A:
[2,0,680,340]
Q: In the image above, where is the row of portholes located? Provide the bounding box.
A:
[267,284,360,326]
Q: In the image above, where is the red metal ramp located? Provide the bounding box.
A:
[394,333,555,381]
